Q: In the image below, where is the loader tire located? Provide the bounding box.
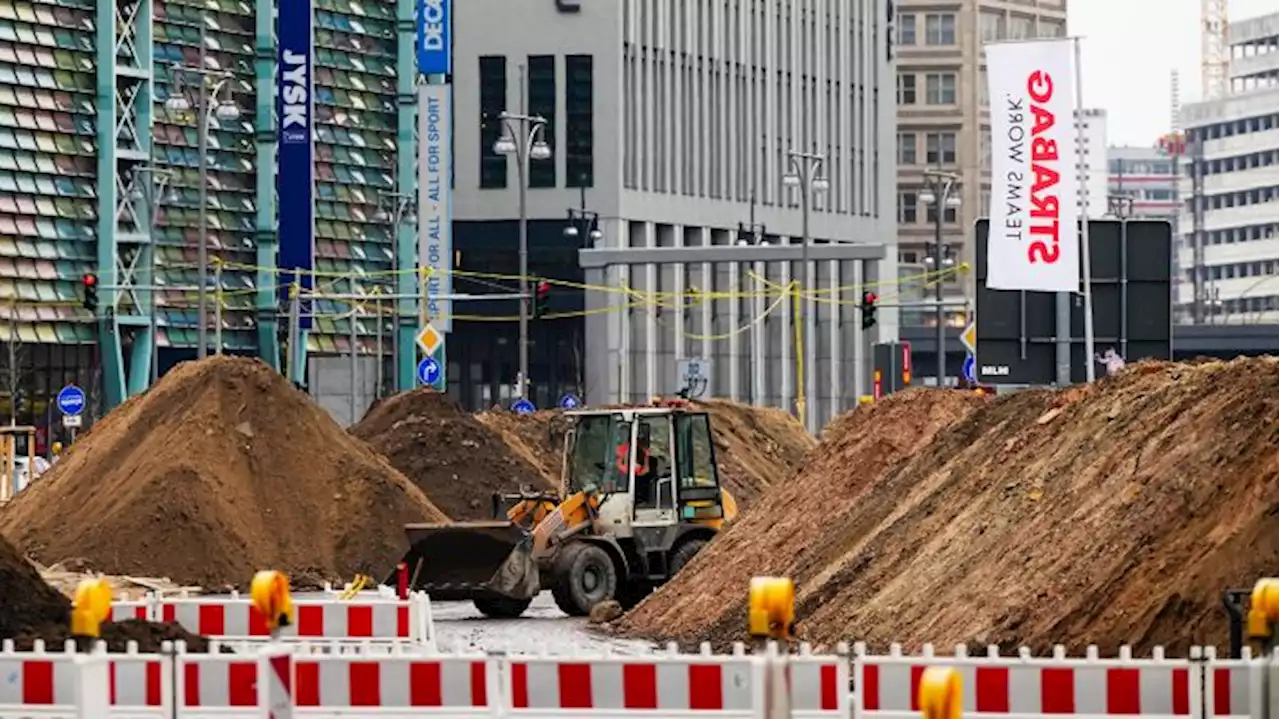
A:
[668,539,708,578]
[473,596,533,619]
[550,542,617,617]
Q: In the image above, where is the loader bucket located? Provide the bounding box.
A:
[391,522,541,602]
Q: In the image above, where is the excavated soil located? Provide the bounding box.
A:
[0,357,447,590]
[351,389,554,520]
[621,357,1280,655]
[0,533,209,652]
[476,399,815,506]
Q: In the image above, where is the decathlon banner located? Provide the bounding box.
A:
[418,83,452,331]
[985,39,1080,293]
[416,0,450,75]
[277,0,315,328]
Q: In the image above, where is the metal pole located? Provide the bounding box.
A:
[7,308,15,427]
[213,262,223,355]
[516,150,530,399]
[799,177,813,432]
[195,22,210,359]
[287,270,301,382]
[934,181,946,388]
[375,290,384,399]
[348,304,357,425]
[1073,37,1096,382]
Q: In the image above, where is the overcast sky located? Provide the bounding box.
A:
[1070,0,1278,148]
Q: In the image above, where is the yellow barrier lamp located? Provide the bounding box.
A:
[250,570,295,637]
[748,576,796,640]
[918,666,962,719]
[1246,577,1279,645]
[70,578,112,638]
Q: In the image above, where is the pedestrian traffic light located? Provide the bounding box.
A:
[532,280,551,320]
[81,273,99,313]
[861,291,878,330]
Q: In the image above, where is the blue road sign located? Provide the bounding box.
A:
[558,393,581,410]
[56,384,85,416]
[416,357,441,386]
[962,354,977,384]
[511,398,536,416]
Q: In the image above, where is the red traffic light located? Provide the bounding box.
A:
[863,291,877,304]
[82,273,97,287]
[536,281,551,295]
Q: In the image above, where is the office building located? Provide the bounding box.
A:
[450,0,898,415]
[894,0,1068,327]
[1074,108,1109,218]
[1107,146,1180,220]
[1178,11,1279,324]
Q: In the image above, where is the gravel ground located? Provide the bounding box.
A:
[430,592,656,656]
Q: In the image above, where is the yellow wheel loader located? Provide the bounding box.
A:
[390,400,739,618]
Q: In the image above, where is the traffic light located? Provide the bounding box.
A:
[860,291,878,330]
[81,273,99,313]
[532,281,551,320]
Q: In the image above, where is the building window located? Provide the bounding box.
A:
[926,202,959,224]
[897,73,917,105]
[1039,19,1066,37]
[980,11,1006,41]
[479,56,507,189]
[925,13,956,45]
[926,132,957,164]
[925,72,956,104]
[1009,14,1034,40]
[898,191,918,224]
[565,54,594,187]
[527,55,556,188]
[898,132,917,165]
[897,13,916,45]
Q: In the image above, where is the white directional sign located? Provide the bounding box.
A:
[676,357,712,398]
[416,323,443,356]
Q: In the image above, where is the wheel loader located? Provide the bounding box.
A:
[388,399,739,618]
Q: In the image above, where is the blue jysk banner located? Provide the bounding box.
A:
[416,0,450,75]
[277,0,315,329]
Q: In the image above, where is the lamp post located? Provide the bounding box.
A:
[126,166,176,386]
[782,150,829,433]
[492,109,552,399]
[377,190,416,397]
[164,23,241,359]
[563,184,602,247]
[919,169,961,388]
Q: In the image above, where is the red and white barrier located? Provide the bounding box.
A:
[0,640,170,718]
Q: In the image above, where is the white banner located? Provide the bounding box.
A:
[418,83,453,332]
[985,39,1080,293]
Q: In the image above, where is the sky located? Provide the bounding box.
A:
[1070,0,1278,147]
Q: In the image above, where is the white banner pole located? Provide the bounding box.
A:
[1073,36,1097,382]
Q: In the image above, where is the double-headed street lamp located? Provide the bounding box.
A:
[164,24,240,360]
[782,150,829,433]
[126,166,176,386]
[493,109,552,399]
[563,185,602,247]
[919,169,961,387]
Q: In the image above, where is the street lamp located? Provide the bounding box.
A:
[127,166,176,386]
[783,150,828,433]
[919,169,961,388]
[376,190,416,397]
[492,108,552,399]
[165,22,240,360]
[563,183,602,246]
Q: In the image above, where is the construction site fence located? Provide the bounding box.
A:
[109,590,436,650]
[0,639,1276,718]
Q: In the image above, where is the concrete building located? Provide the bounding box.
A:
[1107,146,1180,220]
[1074,109,1109,218]
[1178,11,1280,325]
[893,0,1068,331]
[449,0,898,420]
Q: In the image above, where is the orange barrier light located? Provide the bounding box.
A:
[70,578,112,638]
[918,666,962,719]
[748,576,795,640]
[250,570,295,635]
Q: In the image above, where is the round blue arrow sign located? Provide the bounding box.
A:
[558,393,581,410]
[56,384,86,416]
[511,398,536,415]
[416,357,441,386]
[962,354,977,384]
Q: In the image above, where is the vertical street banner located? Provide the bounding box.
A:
[985,39,1079,293]
[277,0,315,328]
[418,83,453,332]
[416,0,450,75]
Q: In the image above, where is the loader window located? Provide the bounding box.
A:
[566,414,626,494]
[675,412,719,489]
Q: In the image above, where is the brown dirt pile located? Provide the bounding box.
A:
[621,357,1280,655]
[476,399,816,506]
[352,389,553,519]
[620,389,983,643]
[0,356,446,590]
[0,533,209,652]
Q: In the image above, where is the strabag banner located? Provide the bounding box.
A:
[985,39,1080,293]
[277,0,315,328]
[418,83,452,332]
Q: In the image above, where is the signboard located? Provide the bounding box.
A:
[985,39,1080,293]
[558,393,581,410]
[62,414,82,429]
[416,357,441,386]
[277,0,316,329]
[511,398,535,415]
[962,354,977,384]
[416,323,443,356]
[960,321,977,356]
[873,343,913,394]
[676,358,711,398]
[56,384,85,416]
[418,83,453,332]
[975,219,1172,385]
[416,0,450,75]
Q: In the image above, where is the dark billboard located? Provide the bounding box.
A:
[974,219,1172,385]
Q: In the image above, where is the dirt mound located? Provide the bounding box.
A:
[620,389,983,644]
[476,400,815,506]
[351,389,553,519]
[621,357,1280,655]
[0,356,446,589]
